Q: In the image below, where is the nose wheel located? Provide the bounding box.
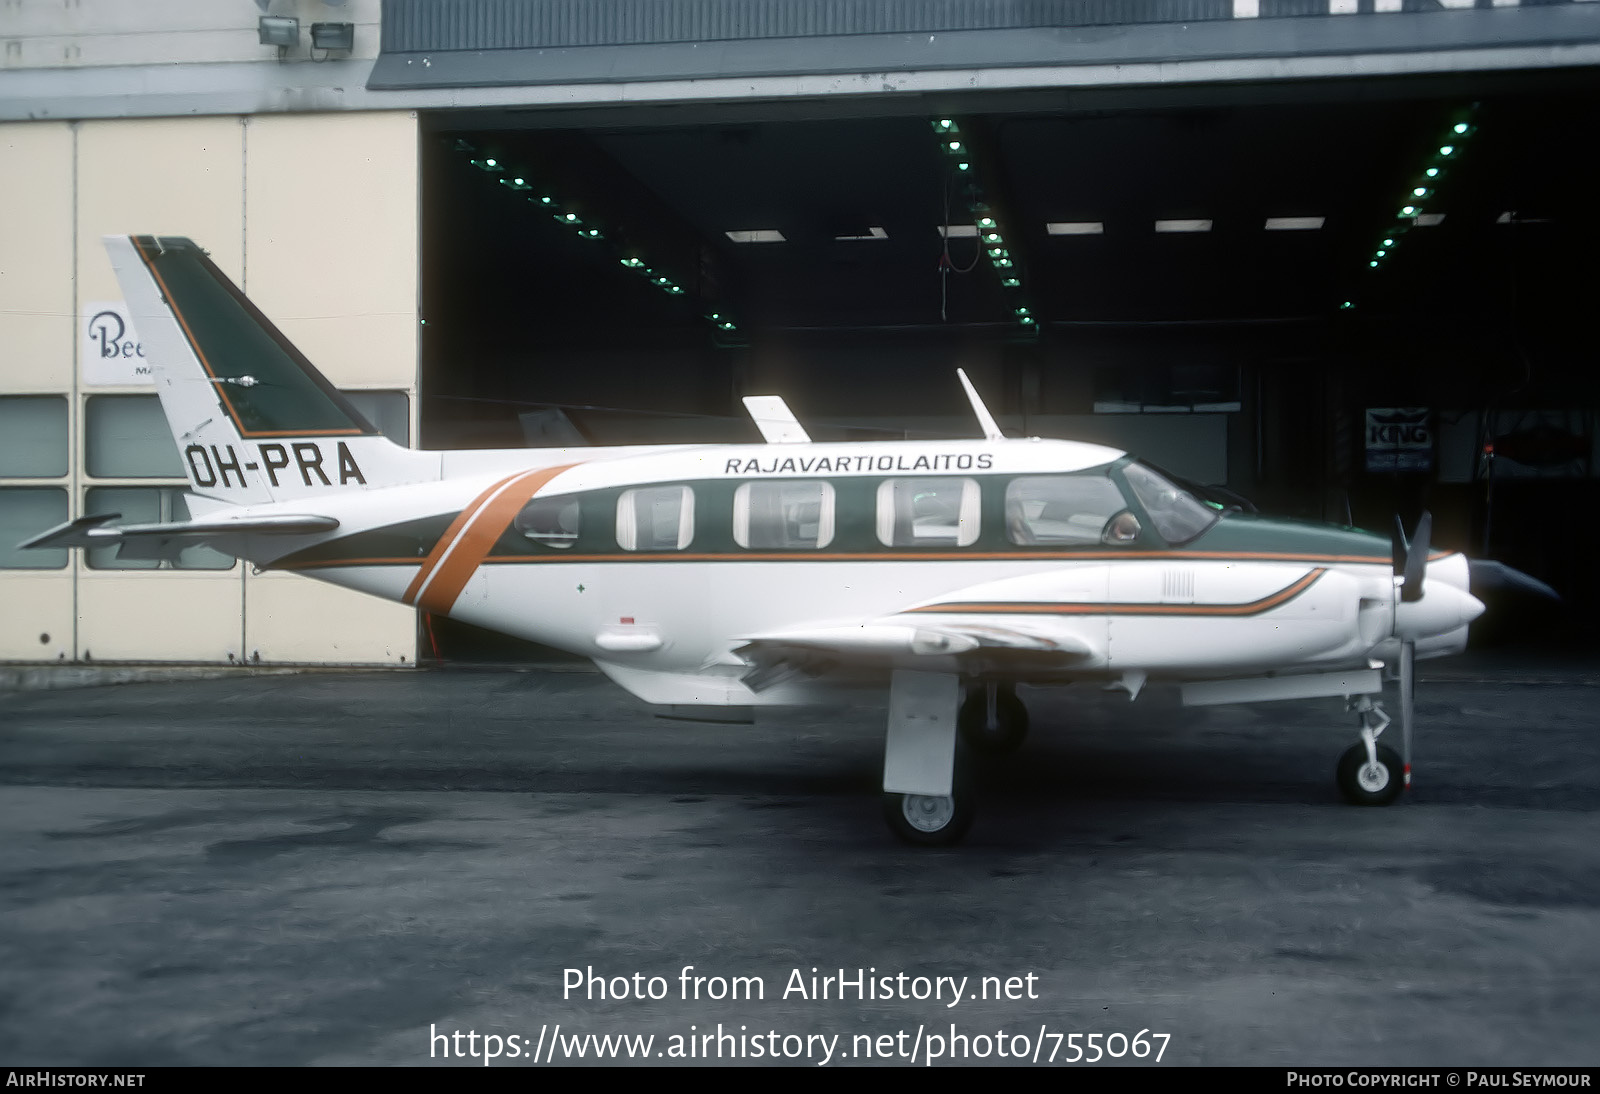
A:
[1337,697,1404,806]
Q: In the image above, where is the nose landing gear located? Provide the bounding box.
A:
[1337,696,1404,806]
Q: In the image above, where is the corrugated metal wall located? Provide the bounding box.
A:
[379,0,1236,53]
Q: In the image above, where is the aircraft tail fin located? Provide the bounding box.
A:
[105,235,437,506]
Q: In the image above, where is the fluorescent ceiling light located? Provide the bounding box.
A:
[1155,219,1212,233]
[937,225,978,238]
[834,227,888,240]
[725,230,786,243]
[1046,221,1103,235]
[1264,216,1324,230]
[1415,213,1446,227]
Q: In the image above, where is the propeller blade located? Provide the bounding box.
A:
[1401,510,1431,603]
[1399,639,1415,791]
[1469,559,1561,603]
[1391,515,1408,577]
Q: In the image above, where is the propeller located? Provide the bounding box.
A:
[1393,510,1432,604]
[1390,510,1432,789]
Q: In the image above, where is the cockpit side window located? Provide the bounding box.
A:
[1120,462,1218,545]
[1005,475,1138,547]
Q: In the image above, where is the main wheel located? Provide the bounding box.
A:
[883,789,974,846]
[957,684,1029,756]
[1336,742,1404,806]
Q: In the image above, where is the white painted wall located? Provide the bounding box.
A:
[1,0,382,69]
[0,111,418,664]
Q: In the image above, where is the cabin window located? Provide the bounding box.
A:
[1005,475,1135,546]
[616,485,694,551]
[513,495,579,549]
[734,481,834,549]
[876,478,979,547]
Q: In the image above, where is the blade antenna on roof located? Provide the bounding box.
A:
[956,368,1004,441]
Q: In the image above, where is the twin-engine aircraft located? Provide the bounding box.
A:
[27,236,1492,844]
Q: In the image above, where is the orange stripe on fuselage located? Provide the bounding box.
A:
[400,470,524,606]
[907,568,1326,618]
[413,464,578,616]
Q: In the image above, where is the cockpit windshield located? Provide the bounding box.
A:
[1120,462,1220,545]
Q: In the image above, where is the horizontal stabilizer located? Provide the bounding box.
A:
[21,511,339,552]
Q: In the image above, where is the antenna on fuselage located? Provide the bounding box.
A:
[956,368,1004,442]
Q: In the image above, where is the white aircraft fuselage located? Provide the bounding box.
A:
[22,235,1490,843]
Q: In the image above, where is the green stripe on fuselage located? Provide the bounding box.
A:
[1183,512,1393,560]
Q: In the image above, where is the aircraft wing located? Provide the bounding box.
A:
[732,616,1096,691]
[21,511,338,561]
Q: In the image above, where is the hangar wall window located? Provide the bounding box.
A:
[617,485,694,551]
[1005,475,1133,546]
[0,397,70,569]
[85,395,184,478]
[83,487,234,571]
[876,478,979,547]
[0,488,68,569]
[0,396,68,477]
[733,481,834,549]
[514,495,579,548]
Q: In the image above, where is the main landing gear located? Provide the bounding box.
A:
[957,682,1028,756]
[1336,695,1404,806]
[881,675,1028,846]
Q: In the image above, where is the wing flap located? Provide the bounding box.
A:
[732,618,1097,691]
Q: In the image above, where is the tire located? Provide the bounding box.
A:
[957,685,1029,756]
[1336,742,1404,806]
[883,788,974,847]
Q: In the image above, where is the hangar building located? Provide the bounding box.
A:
[2,0,1596,665]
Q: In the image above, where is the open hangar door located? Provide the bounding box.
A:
[416,71,1597,659]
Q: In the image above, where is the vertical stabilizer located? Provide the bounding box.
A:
[105,235,438,505]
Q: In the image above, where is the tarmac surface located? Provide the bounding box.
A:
[1,658,1596,1067]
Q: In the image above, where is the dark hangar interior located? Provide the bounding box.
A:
[416,67,1598,647]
